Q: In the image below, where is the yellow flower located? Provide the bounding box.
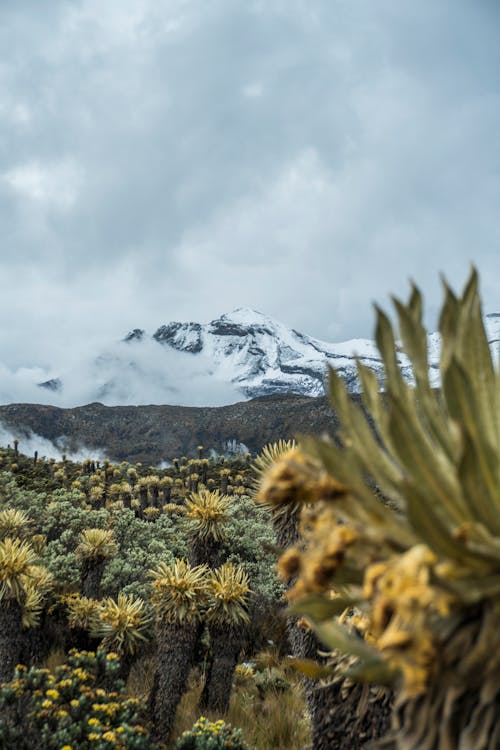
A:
[102,731,116,742]
[46,689,59,699]
[58,710,69,718]
[70,699,79,708]
[88,734,100,741]
[73,667,90,681]
[88,718,100,726]
[41,699,53,708]
[61,746,73,750]
[106,652,118,661]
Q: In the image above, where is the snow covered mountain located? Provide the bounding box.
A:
[149,307,384,398]
[3,308,500,408]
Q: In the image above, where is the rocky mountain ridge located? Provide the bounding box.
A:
[0,394,338,464]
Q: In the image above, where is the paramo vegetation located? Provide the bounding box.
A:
[0,269,498,750]
[0,445,296,748]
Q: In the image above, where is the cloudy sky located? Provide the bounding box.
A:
[1,0,500,381]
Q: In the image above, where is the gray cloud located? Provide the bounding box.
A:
[0,336,242,408]
[1,0,500,402]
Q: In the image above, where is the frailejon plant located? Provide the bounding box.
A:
[91,593,152,681]
[184,490,232,566]
[200,563,251,714]
[76,529,118,599]
[20,564,55,666]
[0,508,32,541]
[0,537,38,681]
[252,440,299,549]
[258,269,500,750]
[148,559,209,744]
[0,649,156,749]
[175,717,251,750]
[67,594,101,631]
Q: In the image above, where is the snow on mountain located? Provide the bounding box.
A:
[1,308,500,408]
[150,307,386,398]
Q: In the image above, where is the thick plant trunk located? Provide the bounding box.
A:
[200,625,243,714]
[286,619,341,750]
[67,627,97,653]
[81,558,107,599]
[312,680,392,750]
[0,599,25,682]
[199,649,214,710]
[149,620,200,745]
[189,540,222,568]
[20,610,52,668]
[277,510,392,750]
[114,651,135,685]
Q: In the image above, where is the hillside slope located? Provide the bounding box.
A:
[0,394,340,464]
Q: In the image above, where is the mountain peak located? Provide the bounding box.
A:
[124,328,145,343]
[216,307,270,326]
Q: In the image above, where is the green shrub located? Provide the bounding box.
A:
[175,717,251,750]
[254,668,290,698]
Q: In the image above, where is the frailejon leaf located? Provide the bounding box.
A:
[287,658,334,679]
[440,573,500,604]
[439,278,460,373]
[415,388,461,466]
[346,658,398,686]
[310,618,380,662]
[299,434,416,549]
[408,282,423,324]
[387,392,468,526]
[289,594,358,621]
[356,361,384,426]
[454,273,497,447]
[458,429,500,535]
[375,306,406,399]
[393,296,428,384]
[356,361,405,478]
[329,565,366,586]
[392,294,461,466]
[328,367,404,505]
[404,482,497,571]
[443,358,500,520]
[299,434,404,534]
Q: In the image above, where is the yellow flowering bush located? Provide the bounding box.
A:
[0,650,156,749]
[175,717,251,750]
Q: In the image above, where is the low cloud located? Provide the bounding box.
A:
[0,423,106,462]
[0,336,242,408]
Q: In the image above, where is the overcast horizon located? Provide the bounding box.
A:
[1,0,500,402]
